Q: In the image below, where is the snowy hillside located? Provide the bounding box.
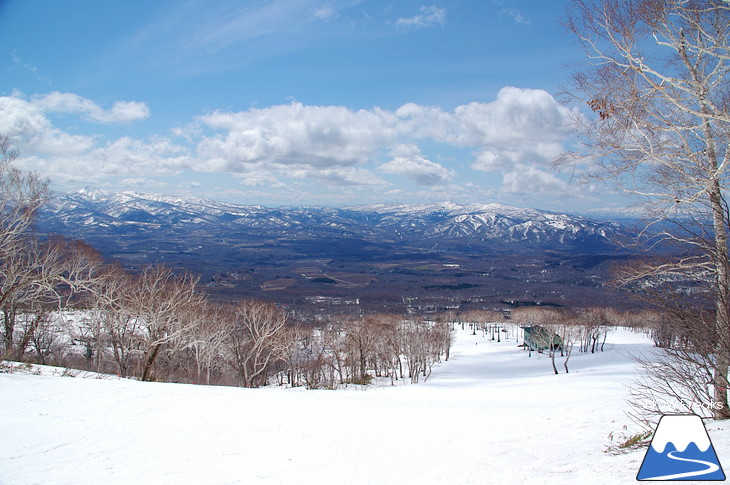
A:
[3,326,728,484]
[350,201,622,244]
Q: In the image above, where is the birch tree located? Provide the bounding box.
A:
[87,267,139,377]
[0,135,50,358]
[185,302,232,385]
[561,0,730,418]
[128,265,204,381]
[227,299,287,388]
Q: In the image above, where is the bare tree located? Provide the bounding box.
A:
[401,317,439,384]
[0,236,97,360]
[127,265,204,381]
[320,323,347,387]
[26,309,64,365]
[343,315,379,384]
[376,314,406,383]
[561,0,730,418]
[629,311,721,426]
[0,136,51,358]
[0,138,105,362]
[185,302,232,385]
[227,299,287,388]
[560,323,579,374]
[88,267,139,377]
[0,135,48,257]
[273,323,308,387]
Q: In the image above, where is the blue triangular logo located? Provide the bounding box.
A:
[637,414,725,481]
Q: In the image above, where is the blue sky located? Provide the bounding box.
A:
[0,0,617,211]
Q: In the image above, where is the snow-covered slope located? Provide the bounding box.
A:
[3,327,727,485]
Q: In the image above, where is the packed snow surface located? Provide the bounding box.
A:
[2,327,729,484]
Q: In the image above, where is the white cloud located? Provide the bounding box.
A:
[379,144,455,186]
[290,166,386,186]
[472,151,502,171]
[87,137,191,175]
[20,137,192,185]
[118,177,171,190]
[396,87,574,147]
[235,170,287,188]
[395,87,576,185]
[100,101,150,124]
[31,92,150,124]
[0,95,94,155]
[395,6,446,28]
[314,5,337,20]
[1,88,581,204]
[472,142,564,172]
[500,8,530,25]
[0,93,182,179]
[197,102,397,170]
[194,88,574,182]
[502,166,572,195]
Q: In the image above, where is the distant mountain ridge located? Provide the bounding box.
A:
[346,202,623,245]
[39,189,627,251]
[36,189,637,310]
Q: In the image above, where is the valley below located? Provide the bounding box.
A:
[38,190,640,318]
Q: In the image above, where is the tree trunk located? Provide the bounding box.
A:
[2,309,15,358]
[701,69,730,416]
[710,183,730,419]
[141,343,162,381]
[16,313,42,362]
[564,343,573,374]
[550,342,559,375]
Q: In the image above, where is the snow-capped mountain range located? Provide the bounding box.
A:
[39,189,627,250]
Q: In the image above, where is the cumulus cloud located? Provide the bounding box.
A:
[0,95,94,155]
[394,87,576,178]
[0,93,188,179]
[397,87,574,147]
[291,166,386,186]
[194,87,573,180]
[472,142,563,171]
[235,170,287,188]
[118,177,172,190]
[87,137,191,175]
[502,166,572,195]
[395,6,446,28]
[1,88,580,204]
[31,92,150,124]
[21,137,192,185]
[197,102,397,170]
[379,144,455,186]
